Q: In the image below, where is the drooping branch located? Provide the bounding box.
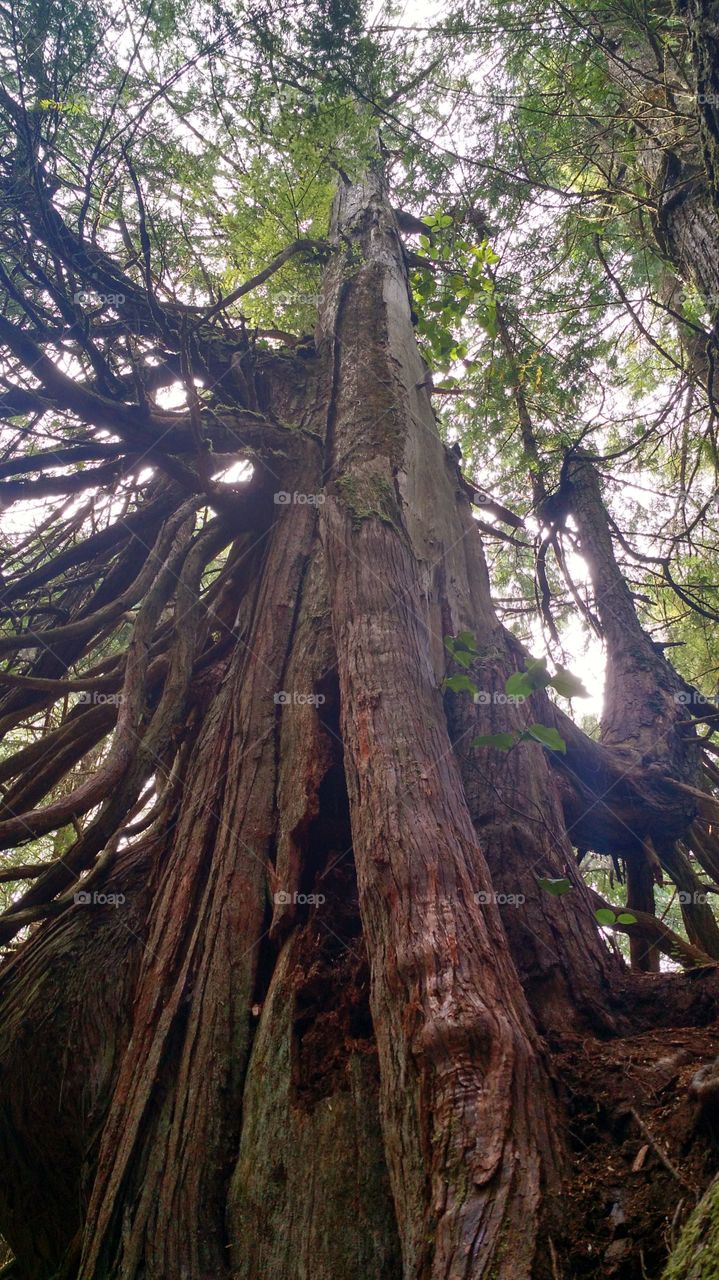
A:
[0,510,237,941]
[0,500,198,848]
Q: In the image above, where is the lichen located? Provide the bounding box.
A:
[337,472,401,528]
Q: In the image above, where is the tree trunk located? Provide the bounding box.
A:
[0,835,157,1279]
[562,452,719,962]
[675,0,719,219]
[604,21,719,301]
[2,168,714,1280]
[0,170,582,1280]
[315,174,564,1277]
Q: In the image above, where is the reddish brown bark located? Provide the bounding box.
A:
[565,454,719,962]
[78,443,323,1277]
[0,833,159,1278]
[3,171,718,1280]
[317,175,564,1278]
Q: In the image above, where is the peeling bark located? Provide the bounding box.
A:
[79,453,322,1278]
[0,835,158,1279]
[1,168,717,1280]
[318,174,563,1279]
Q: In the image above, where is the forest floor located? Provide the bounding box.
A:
[557,973,719,1277]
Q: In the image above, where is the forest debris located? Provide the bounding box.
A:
[548,1235,560,1280]
[605,1238,631,1262]
[632,1144,650,1172]
[628,1108,697,1192]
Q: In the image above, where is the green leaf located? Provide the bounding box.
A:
[453,650,474,669]
[548,667,590,699]
[456,630,478,652]
[471,732,518,751]
[443,674,477,694]
[505,672,533,698]
[616,912,637,925]
[538,877,573,896]
[595,908,617,925]
[524,658,552,689]
[525,724,567,753]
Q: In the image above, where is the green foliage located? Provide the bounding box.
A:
[524,723,567,753]
[443,639,571,753]
[537,877,573,896]
[595,908,637,926]
[443,631,480,668]
[411,225,500,372]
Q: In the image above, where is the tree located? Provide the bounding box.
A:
[0,1,719,1277]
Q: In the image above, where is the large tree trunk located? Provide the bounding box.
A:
[314,175,566,1276]
[0,172,581,1280]
[2,167,718,1280]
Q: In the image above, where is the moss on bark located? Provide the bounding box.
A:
[663,1175,719,1280]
